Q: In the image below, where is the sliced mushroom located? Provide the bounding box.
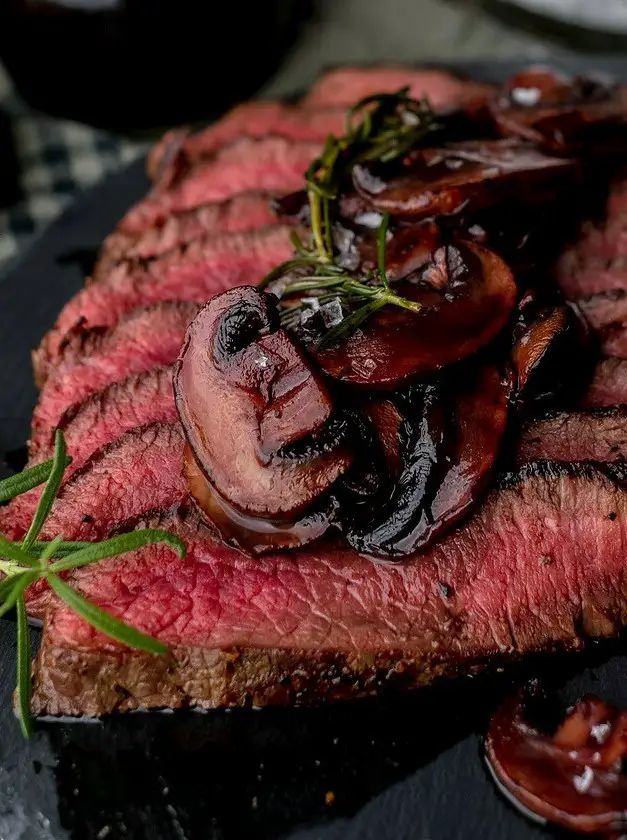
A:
[342,384,446,559]
[512,301,592,406]
[486,685,627,835]
[350,139,577,221]
[184,445,337,554]
[175,287,352,521]
[491,66,627,156]
[314,242,518,389]
[343,365,509,559]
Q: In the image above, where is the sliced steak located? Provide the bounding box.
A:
[31,301,197,452]
[147,103,346,182]
[30,463,627,716]
[578,291,627,330]
[34,226,292,379]
[599,324,627,358]
[517,408,627,463]
[59,366,176,462]
[117,138,320,236]
[3,422,186,546]
[6,367,177,543]
[584,357,627,407]
[96,192,278,277]
[556,226,627,299]
[305,66,492,110]
[607,174,627,218]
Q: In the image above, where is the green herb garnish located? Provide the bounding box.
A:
[0,429,186,736]
[260,88,437,344]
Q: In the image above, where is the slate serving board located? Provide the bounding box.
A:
[1,59,627,840]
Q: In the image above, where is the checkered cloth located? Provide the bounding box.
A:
[0,63,148,268]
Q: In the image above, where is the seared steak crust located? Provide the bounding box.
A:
[518,408,627,463]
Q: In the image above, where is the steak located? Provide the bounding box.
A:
[5,368,178,542]
[30,301,197,452]
[34,226,292,378]
[584,357,627,407]
[117,138,320,236]
[598,324,627,358]
[96,192,278,277]
[304,66,493,110]
[556,231,627,299]
[147,103,346,182]
[58,366,177,463]
[3,422,186,547]
[517,408,627,463]
[30,463,627,717]
[577,291,627,330]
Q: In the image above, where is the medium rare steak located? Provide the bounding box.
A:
[6,368,178,538]
[598,324,627,358]
[4,422,186,547]
[31,301,198,452]
[584,357,627,407]
[578,291,627,330]
[117,138,320,236]
[304,66,492,110]
[96,192,278,278]
[518,408,627,463]
[35,226,292,378]
[556,228,627,299]
[30,463,627,716]
[147,103,346,182]
[58,366,176,463]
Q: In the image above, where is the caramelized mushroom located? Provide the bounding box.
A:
[512,302,592,406]
[513,306,569,395]
[314,242,518,389]
[175,287,352,521]
[350,139,576,221]
[342,383,446,559]
[183,445,337,554]
[491,66,627,156]
[486,685,627,834]
[343,365,509,558]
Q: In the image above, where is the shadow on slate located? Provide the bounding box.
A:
[2,57,627,840]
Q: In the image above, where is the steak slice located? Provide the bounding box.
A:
[305,66,492,110]
[117,138,320,236]
[30,463,627,717]
[3,422,186,547]
[599,324,627,358]
[5,368,177,543]
[147,103,346,182]
[58,366,176,463]
[584,357,627,407]
[517,408,627,463]
[31,301,197,452]
[96,192,278,278]
[578,291,627,330]
[556,226,627,299]
[34,226,292,378]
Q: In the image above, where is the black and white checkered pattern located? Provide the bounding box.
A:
[0,64,147,268]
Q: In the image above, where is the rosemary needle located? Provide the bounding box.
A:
[0,429,186,737]
[259,90,435,341]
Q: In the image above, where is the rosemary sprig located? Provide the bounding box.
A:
[0,430,186,736]
[259,88,435,343]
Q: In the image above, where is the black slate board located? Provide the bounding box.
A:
[2,59,627,840]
